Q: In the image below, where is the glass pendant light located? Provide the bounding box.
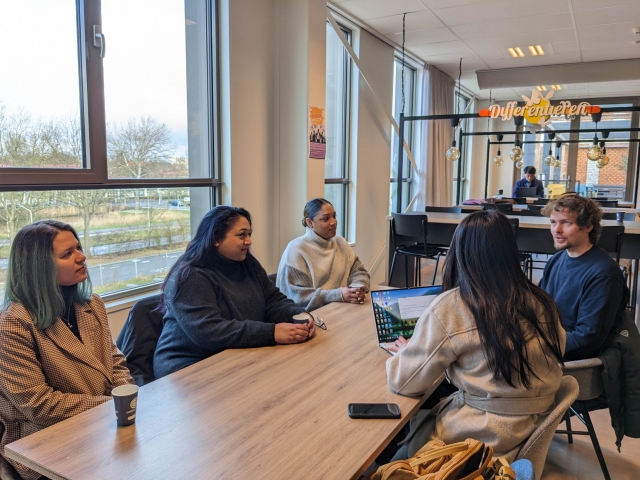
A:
[554,159,562,168]
[515,160,524,169]
[598,146,610,167]
[510,137,523,162]
[446,117,460,161]
[493,134,504,166]
[587,134,602,161]
[596,160,605,169]
[545,132,556,166]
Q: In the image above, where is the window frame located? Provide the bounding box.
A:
[324,23,352,238]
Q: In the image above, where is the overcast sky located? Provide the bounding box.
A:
[0,0,189,157]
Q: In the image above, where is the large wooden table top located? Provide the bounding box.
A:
[5,295,434,480]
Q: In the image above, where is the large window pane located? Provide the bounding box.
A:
[0,1,83,169]
[103,0,212,180]
[324,183,346,238]
[0,187,214,299]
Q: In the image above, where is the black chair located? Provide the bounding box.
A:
[267,273,277,285]
[520,209,543,217]
[461,208,478,213]
[602,212,635,221]
[389,213,447,287]
[482,203,513,214]
[513,197,527,204]
[596,200,618,208]
[597,225,624,264]
[425,206,462,213]
[528,204,544,211]
[534,199,550,205]
[506,218,533,278]
[116,294,164,386]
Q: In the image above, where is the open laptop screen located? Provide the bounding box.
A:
[515,187,538,197]
[371,286,442,343]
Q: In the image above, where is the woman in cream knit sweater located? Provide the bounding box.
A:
[276,198,370,311]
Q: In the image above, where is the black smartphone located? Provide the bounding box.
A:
[348,403,401,419]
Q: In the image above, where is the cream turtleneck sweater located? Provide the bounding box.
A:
[276,228,370,311]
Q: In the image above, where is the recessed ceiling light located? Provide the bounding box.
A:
[541,85,547,91]
[508,48,518,58]
[555,85,562,90]
[536,86,542,91]
[515,47,525,57]
[535,45,544,55]
[528,46,538,56]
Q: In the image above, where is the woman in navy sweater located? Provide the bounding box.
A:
[153,206,314,378]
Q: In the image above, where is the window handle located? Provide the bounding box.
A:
[93,25,106,58]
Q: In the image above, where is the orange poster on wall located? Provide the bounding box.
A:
[309,105,326,159]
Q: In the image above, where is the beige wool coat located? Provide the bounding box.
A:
[0,295,134,480]
[387,288,565,461]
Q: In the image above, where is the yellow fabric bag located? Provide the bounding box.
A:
[371,438,515,480]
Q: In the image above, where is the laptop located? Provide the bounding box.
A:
[515,187,538,197]
[371,285,442,355]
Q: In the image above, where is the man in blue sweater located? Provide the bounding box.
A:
[512,166,544,197]
[539,194,629,360]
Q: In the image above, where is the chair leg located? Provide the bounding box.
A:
[416,258,421,286]
[404,255,409,288]
[579,402,611,480]
[432,253,441,285]
[564,410,573,444]
[389,252,398,286]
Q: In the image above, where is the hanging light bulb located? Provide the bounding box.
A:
[587,134,602,161]
[515,160,524,169]
[596,160,605,169]
[446,139,460,162]
[510,137,523,162]
[493,148,503,166]
[544,146,555,166]
[598,147,610,166]
[554,159,561,168]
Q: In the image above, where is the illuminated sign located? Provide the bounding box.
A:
[479,88,600,128]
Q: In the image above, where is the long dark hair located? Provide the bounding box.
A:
[4,220,92,329]
[442,210,564,388]
[158,206,252,312]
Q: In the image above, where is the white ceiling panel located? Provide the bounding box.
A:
[430,0,568,27]
[363,10,445,34]
[577,22,639,39]
[582,47,640,62]
[465,29,575,50]
[387,28,458,46]
[335,0,428,21]
[469,47,506,60]
[414,52,480,64]
[551,41,581,54]
[421,0,494,9]
[408,40,473,56]
[571,0,639,11]
[484,51,582,69]
[580,36,640,51]
[449,12,573,40]
[573,4,640,27]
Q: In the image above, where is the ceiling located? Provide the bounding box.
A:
[330,0,640,101]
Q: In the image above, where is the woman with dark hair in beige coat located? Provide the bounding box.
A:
[386,210,565,461]
[0,221,134,480]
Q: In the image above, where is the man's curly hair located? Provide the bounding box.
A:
[541,194,602,244]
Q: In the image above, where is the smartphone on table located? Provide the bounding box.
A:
[348,403,401,419]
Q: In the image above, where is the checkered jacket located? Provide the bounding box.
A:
[0,295,134,480]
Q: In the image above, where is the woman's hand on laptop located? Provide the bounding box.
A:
[341,286,365,304]
[386,336,409,354]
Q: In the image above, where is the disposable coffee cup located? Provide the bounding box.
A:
[616,211,624,222]
[292,314,310,325]
[112,384,139,427]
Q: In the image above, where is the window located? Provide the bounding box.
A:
[324,23,352,238]
[453,94,472,205]
[0,0,219,298]
[390,58,416,213]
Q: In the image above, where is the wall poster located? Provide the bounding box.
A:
[309,105,326,159]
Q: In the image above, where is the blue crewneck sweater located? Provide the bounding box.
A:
[539,245,628,360]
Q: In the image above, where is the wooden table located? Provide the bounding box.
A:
[5,297,435,480]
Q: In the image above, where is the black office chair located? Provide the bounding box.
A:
[597,225,624,264]
[596,200,618,208]
[116,294,164,386]
[520,209,543,217]
[425,206,462,213]
[507,217,533,278]
[528,204,544,211]
[482,203,513,214]
[389,213,447,287]
[534,199,550,205]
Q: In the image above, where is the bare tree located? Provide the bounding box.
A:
[0,192,30,243]
[67,190,108,258]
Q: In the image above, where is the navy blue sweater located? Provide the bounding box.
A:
[539,246,629,360]
[512,178,544,197]
[153,251,305,378]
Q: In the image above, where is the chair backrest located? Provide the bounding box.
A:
[534,199,550,205]
[482,203,513,214]
[391,213,428,244]
[116,293,164,386]
[425,206,462,213]
[602,212,636,221]
[596,200,618,208]
[528,204,544,211]
[515,376,579,479]
[562,357,604,401]
[507,217,519,240]
[267,273,277,285]
[597,225,624,263]
[520,209,543,217]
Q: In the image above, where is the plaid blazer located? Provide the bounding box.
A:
[0,294,133,480]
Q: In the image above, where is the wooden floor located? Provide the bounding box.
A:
[417,257,640,479]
